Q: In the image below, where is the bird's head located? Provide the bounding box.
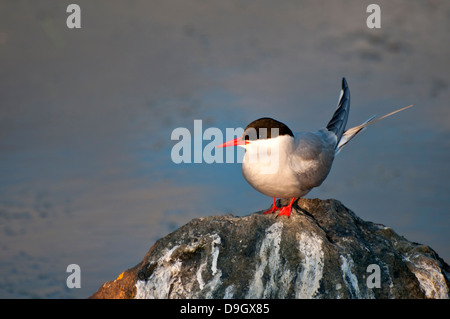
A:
[216,117,294,149]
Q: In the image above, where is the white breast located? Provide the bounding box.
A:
[241,131,335,198]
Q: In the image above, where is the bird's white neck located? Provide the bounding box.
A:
[242,135,295,175]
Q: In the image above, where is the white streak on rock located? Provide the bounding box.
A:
[211,234,221,275]
[340,255,361,298]
[196,260,207,290]
[295,232,324,298]
[196,234,221,291]
[200,234,223,298]
[202,269,222,299]
[224,285,235,299]
[246,222,283,298]
[135,246,180,299]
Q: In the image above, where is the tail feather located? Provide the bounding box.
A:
[327,78,350,143]
[335,104,414,155]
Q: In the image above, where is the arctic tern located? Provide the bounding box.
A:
[217,78,412,217]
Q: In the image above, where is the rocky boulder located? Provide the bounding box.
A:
[90,198,450,299]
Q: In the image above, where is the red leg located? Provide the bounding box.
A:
[262,198,279,215]
[277,198,296,218]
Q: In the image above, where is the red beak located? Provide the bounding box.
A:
[216,137,248,148]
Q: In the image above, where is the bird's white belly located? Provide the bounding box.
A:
[241,155,310,198]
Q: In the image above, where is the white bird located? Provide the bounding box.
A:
[217,78,413,217]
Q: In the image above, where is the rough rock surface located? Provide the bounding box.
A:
[90,198,450,299]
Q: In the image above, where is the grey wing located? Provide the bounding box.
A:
[326,77,350,145]
[289,130,336,190]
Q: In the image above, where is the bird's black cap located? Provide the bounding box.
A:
[243,117,294,141]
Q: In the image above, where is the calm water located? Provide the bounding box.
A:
[0,0,449,298]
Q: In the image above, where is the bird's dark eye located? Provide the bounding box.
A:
[243,127,258,141]
[243,127,271,141]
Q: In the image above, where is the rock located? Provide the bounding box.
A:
[89,198,450,299]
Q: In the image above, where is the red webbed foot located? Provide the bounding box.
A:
[276,198,296,218]
[262,198,279,215]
